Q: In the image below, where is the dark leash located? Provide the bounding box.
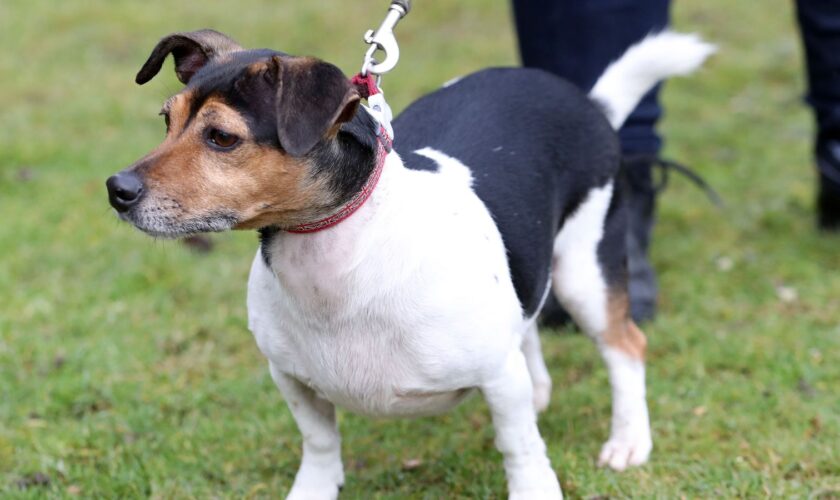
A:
[651,158,724,208]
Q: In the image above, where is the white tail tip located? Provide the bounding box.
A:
[590,31,716,130]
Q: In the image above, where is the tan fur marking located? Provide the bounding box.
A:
[165,91,193,135]
[140,92,337,229]
[245,60,269,77]
[604,291,648,360]
[229,146,337,229]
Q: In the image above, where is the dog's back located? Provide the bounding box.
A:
[394,67,620,317]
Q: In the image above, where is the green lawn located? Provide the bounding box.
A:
[1,0,839,498]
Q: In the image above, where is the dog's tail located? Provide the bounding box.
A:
[589,31,715,130]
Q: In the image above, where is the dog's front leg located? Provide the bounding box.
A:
[482,349,562,500]
[269,363,344,500]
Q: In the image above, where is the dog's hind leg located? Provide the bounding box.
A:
[551,182,652,471]
[482,348,563,499]
[269,363,344,500]
[522,321,552,413]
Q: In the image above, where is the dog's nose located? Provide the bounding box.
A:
[106,172,145,212]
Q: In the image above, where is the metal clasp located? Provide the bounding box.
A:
[360,1,411,77]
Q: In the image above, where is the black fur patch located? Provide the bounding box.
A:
[258,226,280,268]
[308,109,379,208]
[394,68,620,317]
[186,49,284,142]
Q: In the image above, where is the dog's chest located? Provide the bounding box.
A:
[248,165,524,417]
[251,240,482,417]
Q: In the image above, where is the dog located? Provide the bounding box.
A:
[106,29,712,499]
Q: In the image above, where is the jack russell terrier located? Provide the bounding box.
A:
[106,29,712,499]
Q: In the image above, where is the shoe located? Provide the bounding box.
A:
[621,156,659,324]
[816,137,840,231]
[620,155,722,324]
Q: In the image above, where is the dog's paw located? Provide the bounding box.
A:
[509,479,563,500]
[286,461,344,500]
[507,464,563,500]
[532,380,552,413]
[509,487,563,500]
[597,433,652,471]
[286,484,341,500]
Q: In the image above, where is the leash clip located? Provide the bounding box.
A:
[360,0,411,77]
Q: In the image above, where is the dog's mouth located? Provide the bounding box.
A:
[116,204,239,239]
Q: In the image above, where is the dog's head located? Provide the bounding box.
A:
[106,30,377,237]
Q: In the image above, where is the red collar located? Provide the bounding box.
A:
[284,73,389,234]
[285,125,392,234]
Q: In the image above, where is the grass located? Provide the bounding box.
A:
[1,0,839,497]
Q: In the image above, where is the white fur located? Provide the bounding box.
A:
[590,31,716,129]
[249,152,515,418]
[248,150,561,498]
[597,347,652,471]
[552,182,613,334]
[413,147,475,187]
[246,31,712,498]
[551,183,653,472]
[522,321,552,413]
[270,365,344,500]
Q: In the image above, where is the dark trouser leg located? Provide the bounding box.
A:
[512,0,670,322]
[795,0,840,230]
[620,155,658,322]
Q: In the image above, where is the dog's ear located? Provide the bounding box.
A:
[136,29,242,85]
[269,56,360,157]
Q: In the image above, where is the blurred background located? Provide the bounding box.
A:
[1,0,838,497]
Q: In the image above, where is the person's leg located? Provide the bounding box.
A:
[511,0,671,322]
[795,0,840,230]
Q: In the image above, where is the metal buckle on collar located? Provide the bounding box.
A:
[360,0,411,78]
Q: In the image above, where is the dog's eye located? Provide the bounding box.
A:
[207,128,240,149]
[159,110,171,133]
